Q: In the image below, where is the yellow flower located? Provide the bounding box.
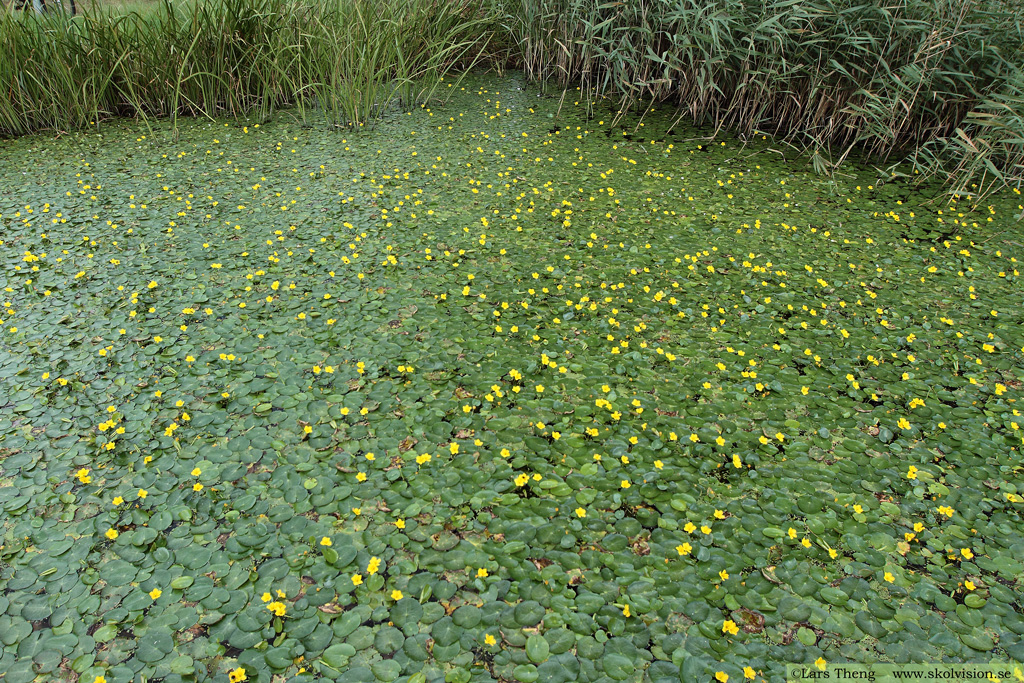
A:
[149,588,162,600]
[484,634,497,646]
[112,496,124,506]
[716,673,729,683]
[138,489,148,499]
[356,472,367,482]
[744,667,756,679]
[193,483,203,491]
[261,592,272,602]
[191,467,202,476]
[815,658,826,671]
[395,519,405,529]
[351,574,363,586]
[965,580,976,591]
[266,601,286,616]
[622,604,630,617]
[477,568,489,578]
[961,548,974,560]
[229,668,248,683]
[722,620,739,635]
[320,537,332,547]
[391,590,403,600]
[105,528,119,540]
[884,572,895,583]
[620,480,631,489]
[676,543,692,556]
[575,508,586,518]
[367,557,381,575]
[719,569,729,581]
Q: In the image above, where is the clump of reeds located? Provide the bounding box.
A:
[2,0,1021,194]
[0,0,489,135]
[492,0,1024,194]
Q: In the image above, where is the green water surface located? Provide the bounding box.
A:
[1,75,1023,683]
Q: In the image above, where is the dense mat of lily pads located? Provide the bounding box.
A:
[2,76,1024,683]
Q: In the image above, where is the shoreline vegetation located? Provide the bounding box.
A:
[1,0,1022,192]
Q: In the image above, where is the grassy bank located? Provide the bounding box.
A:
[1,0,1023,194]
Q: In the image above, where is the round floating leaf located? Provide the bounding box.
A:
[603,653,635,680]
[513,664,538,682]
[452,605,481,629]
[526,634,550,663]
[390,599,423,630]
[170,576,194,590]
[137,629,173,663]
[374,626,404,654]
[372,659,401,681]
[100,560,137,586]
[514,601,545,627]
[431,617,459,647]
[322,643,356,669]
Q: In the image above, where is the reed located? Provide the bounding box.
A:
[1,0,1021,193]
[491,0,1024,193]
[0,0,489,135]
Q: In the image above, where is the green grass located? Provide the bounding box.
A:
[1,76,1023,683]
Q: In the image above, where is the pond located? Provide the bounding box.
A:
[1,74,1022,683]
